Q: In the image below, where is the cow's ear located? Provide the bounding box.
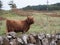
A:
[27,16,29,18]
[27,16,33,19]
[27,16,29,19]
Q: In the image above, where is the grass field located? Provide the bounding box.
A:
[0,10,60,35]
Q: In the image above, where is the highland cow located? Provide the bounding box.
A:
[6,16,34,33]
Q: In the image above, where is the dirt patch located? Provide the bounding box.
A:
[49,14,60,17]
[44,13,60,17]
[10,9,60,17]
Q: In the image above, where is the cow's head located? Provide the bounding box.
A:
[26,16,34,25]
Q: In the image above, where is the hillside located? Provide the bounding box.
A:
[22,3,60,11]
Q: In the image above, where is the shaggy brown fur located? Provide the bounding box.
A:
[6,16,34,33]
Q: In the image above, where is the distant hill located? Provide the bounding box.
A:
[22,3,60,11]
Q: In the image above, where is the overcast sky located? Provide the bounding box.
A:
[1,0,60,10]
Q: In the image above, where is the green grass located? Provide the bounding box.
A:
[0,11,60,35]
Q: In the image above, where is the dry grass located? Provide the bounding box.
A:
[12,9,33,16]
[0,10,60,35]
